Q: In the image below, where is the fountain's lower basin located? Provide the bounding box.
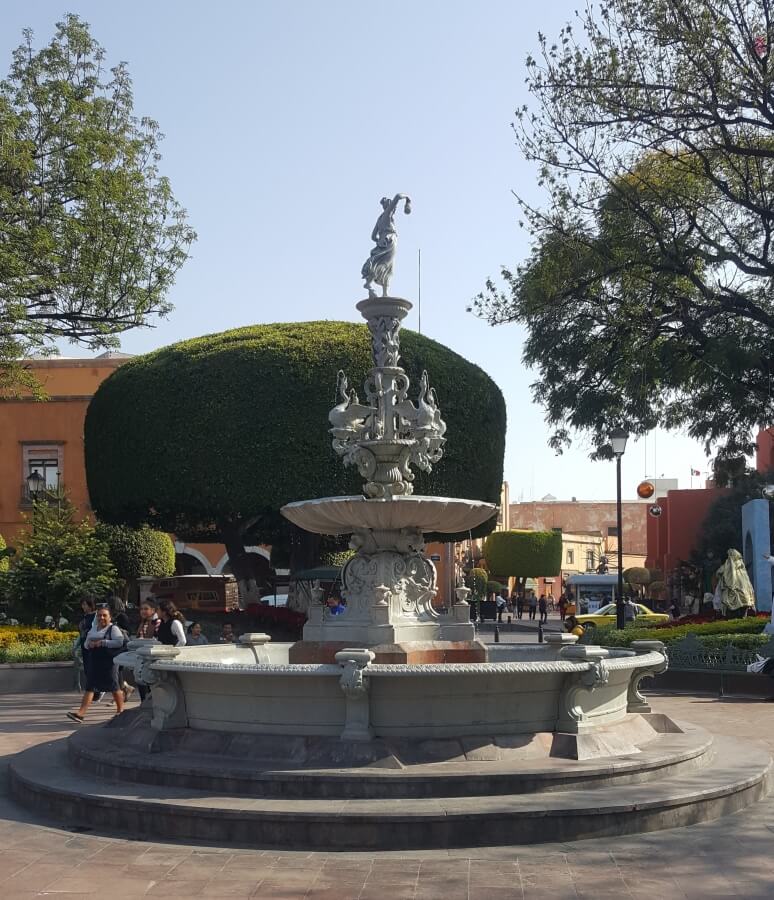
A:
[119,638,667,756]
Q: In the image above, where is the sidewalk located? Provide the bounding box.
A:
[0,691,773,898]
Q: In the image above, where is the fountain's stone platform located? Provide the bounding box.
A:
[288,639,487,665]
[9,712,771,849]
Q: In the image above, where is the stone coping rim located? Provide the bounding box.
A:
[146,650,665,676]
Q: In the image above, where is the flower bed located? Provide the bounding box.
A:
[0,626,78,663]
[0,626,78,648]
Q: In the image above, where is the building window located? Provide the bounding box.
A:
[21,444,63,502]
[608,526,619,537]
[586,550,595,571]
[566,549,575,564]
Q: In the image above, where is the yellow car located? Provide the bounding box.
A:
[575,603,669,630]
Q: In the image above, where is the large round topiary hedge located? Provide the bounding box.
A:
[85,321,506,545]
[483,530,562,579]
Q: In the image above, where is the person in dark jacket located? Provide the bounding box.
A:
[157,600,187,646]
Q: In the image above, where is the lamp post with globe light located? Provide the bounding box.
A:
[610,428,629,630]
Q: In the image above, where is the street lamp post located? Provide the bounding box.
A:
[26,470,45,502]
[610,428,629,630]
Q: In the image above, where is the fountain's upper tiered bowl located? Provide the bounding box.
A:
[280,495,496,535]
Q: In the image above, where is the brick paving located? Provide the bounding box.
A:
[0,691,773,898]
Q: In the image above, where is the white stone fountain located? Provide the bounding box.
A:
[10,197,769,851]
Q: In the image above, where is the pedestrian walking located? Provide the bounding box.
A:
[67,606,125,723]
[516,593,524,620]
[157,599,187,646]
[528,591,537,621]
[495,590,507,623]
[624,596,638,626]
[558,594,568,621]
[538,593,548,624]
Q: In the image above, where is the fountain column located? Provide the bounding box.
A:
[282,197,496,663]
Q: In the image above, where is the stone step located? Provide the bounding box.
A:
[9,735,771,850]
[67,723,714,799]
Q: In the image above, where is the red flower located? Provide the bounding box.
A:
[754,35,767,58]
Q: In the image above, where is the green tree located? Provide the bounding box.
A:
[473,0,774,464]
[84,322,506,601]
[3,500,116,623]
[465,567,488,603]
[693,469,774,568]
[483,530,562,594]
[0,15,194,391]
[96,524,175,601]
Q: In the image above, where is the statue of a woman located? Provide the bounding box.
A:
[361,194,411,297]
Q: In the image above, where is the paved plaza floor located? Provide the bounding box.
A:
[0,690,773,898]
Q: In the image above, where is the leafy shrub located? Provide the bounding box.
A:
[0,641,74,663]
[486,580,504,594]
[0,533,9,574]
[96,524,175,582]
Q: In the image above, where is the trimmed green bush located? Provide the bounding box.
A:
[85,322,506,545]
[96,524,175,582]
[483,530,562,579]
[624,566,650,586]
[486,580,504,595]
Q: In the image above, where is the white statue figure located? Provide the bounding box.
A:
[362,194,411,298]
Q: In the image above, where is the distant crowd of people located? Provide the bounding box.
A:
[68,596,243,724]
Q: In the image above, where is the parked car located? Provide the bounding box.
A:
[575,603,669,630]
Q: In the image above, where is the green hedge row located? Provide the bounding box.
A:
[584,617,767,647]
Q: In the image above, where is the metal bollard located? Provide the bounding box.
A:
[494,623,500,643]
[538,621,544,643]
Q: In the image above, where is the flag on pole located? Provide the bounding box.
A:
[690,468,701,476]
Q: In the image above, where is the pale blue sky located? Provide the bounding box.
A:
[3,1,717,501]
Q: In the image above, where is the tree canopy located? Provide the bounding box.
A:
[694,469,774,566]
[0,15,194,391]
[483,530,562,582]
[85,321,506,591]
[473,0,774,463]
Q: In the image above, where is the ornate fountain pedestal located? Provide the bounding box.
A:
[281,495,493,663]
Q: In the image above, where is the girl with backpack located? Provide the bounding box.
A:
[67,605,126,723]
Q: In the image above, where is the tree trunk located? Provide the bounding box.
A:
[289,525,320,575]
[221,521,262,608]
